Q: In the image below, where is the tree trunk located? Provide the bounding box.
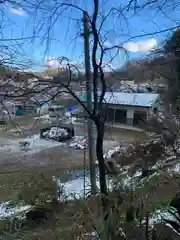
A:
[95,120,108,217]
[96,121,107,196]
[145,212,149,240]
[142,155,149,178]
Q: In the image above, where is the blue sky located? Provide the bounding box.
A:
[2,0,180,71]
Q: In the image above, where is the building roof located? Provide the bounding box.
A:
[80,92,160,107]
[101,92,159,107]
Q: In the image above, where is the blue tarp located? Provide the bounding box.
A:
[68,106,77,112]
[15,106,25,116]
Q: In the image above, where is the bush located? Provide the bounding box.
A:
[17,172,58,205]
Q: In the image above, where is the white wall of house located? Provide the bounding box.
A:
[127,108,134,119]
[126,108,135,125]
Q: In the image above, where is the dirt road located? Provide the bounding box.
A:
[0,123,145,174]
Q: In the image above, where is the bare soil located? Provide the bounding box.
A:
[0,146,84,174]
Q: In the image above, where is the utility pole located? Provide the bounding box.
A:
[83,11,97,194]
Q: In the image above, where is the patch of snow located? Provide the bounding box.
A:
[59,176,92,200]
[171,163,180,173]
[103,143,129,160]
[117,170,142,189]
[68,138,121,151]
[77,231,99,240]
[167,155,177,161]
[0,134,66,155]
[104,149,117,159]
[59,167,145,201]
[0,202,31,218]
[59,172,113,200]
[149,208,178,226]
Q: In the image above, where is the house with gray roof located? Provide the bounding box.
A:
[79,92,160,126]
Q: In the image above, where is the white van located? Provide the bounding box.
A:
[48,105,65,119]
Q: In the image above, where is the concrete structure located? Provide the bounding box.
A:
[80,92,160,126]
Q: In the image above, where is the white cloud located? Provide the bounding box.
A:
[104,38,157,53]
[9,7,27,17]
[44,57,85,71]
[45,58,60,68]
[123,38,157,53]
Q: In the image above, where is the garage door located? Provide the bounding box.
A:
[115,109,127,124]
[133,111,147,126]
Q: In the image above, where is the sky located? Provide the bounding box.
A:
[1,0,180,71]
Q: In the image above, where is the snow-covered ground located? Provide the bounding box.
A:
[0,130,120,157]
[0,134,66,156]
[59,170,113,200]
[149,208,178,226]
[0,202,31,218]
[60,156,180,200]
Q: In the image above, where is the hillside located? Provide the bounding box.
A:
[119,56,174,85]
[0,64,17,79]
[0,54,174,87]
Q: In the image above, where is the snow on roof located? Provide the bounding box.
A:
[101,92,159,107]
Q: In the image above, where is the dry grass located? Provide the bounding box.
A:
[0,195,102,240]
[0,164,88,202]
[0,169,101,239]
[104,125,147,142]
[0,168,179,239]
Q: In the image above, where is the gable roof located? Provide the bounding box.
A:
[80,92,160,107]
[102,92,159,107]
